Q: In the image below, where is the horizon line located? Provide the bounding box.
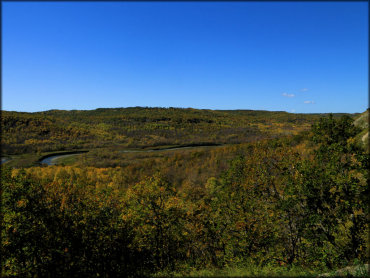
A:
[1,106,365,115]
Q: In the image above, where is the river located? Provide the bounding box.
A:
[40,153,81,166]
[8,144,222,166]
[1,157,10,164]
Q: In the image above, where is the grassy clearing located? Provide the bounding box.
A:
[4,153,41,168]
[154,264,320,277]
[318,264,369,277]
[4,150,88,168]
[52,154,80,165]
[161,263,370,278]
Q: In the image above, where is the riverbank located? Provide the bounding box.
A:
[39,150,89,165]
[2,143,224,168]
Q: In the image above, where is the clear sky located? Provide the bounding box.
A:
[2,1,368,113]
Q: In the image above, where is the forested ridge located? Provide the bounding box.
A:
[1,107,347,155]
[1,108,369,277]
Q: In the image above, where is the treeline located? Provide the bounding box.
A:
[2,115,368,277]
[1,107,336,155]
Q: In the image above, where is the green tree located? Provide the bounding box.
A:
[294,115,368,267]
[124,174,189,272]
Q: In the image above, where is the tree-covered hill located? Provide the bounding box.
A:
[1,107,356,155]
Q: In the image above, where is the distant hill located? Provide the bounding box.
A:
[1,107,357,155]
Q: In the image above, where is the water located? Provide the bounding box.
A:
[1,157,10,164]
[40,153,80,165]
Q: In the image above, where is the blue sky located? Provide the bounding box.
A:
[2,1,368,113]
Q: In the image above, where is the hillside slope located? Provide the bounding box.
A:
[1,107,347,155]
[353,109,369,150]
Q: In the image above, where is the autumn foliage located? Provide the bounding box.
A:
[1,114,368,276]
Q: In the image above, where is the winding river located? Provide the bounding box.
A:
[39,151,89,165]
[1,157,10,164]
[3,144,222,166]
[40,153,82,165]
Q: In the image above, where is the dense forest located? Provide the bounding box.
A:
[1,108,369,277]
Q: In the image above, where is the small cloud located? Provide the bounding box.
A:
[282,92,295,98]
[291,109,296,113]
[304,100,315,104]
[300,88,309,92]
